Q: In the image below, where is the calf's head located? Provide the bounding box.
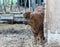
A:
[24,12,31,19]
[23,11,34,25]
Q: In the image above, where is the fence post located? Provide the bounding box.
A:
[3,0,6,12]
[28,0,31,11]
[10,0,13,12]
[21,0,22,6]
[38,0,41,6]
[0,0,2,11]
[17,0,21,12]
[31,0,35,11]
[24,0,27,11]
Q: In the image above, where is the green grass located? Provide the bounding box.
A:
[0,0,17,4]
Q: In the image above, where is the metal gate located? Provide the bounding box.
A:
[0,0,44,14]
[0,0,44,23]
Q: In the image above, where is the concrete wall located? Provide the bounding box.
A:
[46,0,60,45]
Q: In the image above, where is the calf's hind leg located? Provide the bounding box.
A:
[32,32,38,45]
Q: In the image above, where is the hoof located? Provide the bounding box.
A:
[40,41,45,45]
[32,40,37,45]
[38,40,45,45]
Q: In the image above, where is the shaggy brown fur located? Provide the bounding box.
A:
[24,6,45,45]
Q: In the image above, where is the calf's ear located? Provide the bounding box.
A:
[23,11,31,18]
[30,13,34,19]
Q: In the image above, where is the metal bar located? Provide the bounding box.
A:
[29,0,31,11]
[24,0,27,11]
[0,0,42,14]
[0,12,23,14]
[21,0,22,6]
[0,0,2,11]
[17,0,20,12]
[38,0,41,6]
[10,0,13,11]
[3,0,6,12]
[31,0,35,11]
[37,0,38,4]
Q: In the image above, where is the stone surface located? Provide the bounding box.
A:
[46,0,60,46]
[0,24,44,47]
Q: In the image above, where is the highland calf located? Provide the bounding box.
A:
[24,6,45,45]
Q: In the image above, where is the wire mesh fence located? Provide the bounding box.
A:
[0,0,44,14]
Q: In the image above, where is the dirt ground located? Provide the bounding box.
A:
[0,24,46,47]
